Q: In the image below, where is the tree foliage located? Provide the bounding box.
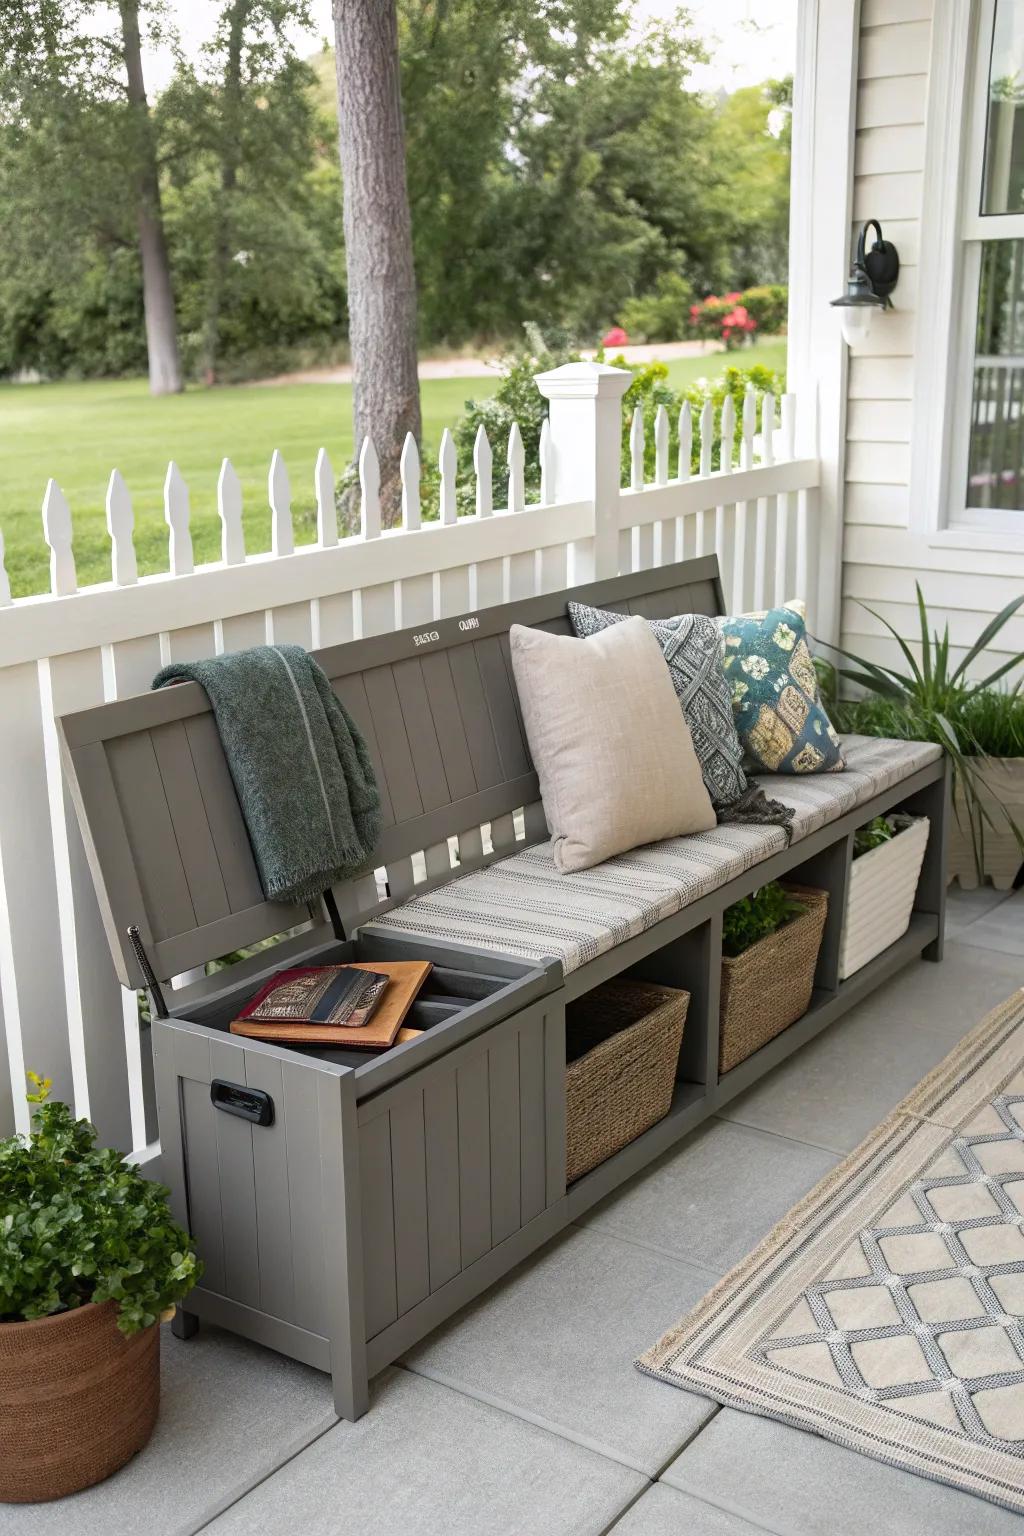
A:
[0,0,792,381]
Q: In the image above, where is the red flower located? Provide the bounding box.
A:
[602,326,629,347]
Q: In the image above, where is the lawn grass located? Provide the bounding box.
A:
[0,339,786,598]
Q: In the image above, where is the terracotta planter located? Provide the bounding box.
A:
[948,758,1024,892]
[0,1300,160,1503]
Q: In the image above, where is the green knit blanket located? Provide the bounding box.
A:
[153,645,383,905]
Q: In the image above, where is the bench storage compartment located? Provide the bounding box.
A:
[565,980,688,1181]
[719,885,828,1073]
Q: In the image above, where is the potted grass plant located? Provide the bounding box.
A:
[0,1074,200,1503]
[719,881,828,1073]
[838,813,931,980]
[825,586,1024,890]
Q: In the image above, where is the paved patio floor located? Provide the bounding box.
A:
[8,885,1023,1536]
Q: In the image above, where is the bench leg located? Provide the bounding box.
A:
[171,1305,200,1340]
[902,761,951,963]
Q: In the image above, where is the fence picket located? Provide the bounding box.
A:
[780,393,797,460]
[401,434,421,529]
[354,436,393,637]
[359,437,381,537]
[507,422,525,512]
[719,396,735,474]
[105,470,138,586]
[699,400,714,478]
[753,395,775,610]
[677,402,692,482]
[741,388,757,471]
[474,426,493,517]
[43,480,76,596]
[761,393,776,466]
[269,450,294,558]
[775,394,797,604]
[164,462,194,577]
[315,448,338,547]
[218,458,246,566]
[654,404,669,487]
[439,429,457,524]
[630,406,645,492]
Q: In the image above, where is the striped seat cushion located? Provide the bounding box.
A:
[369,736,942,976]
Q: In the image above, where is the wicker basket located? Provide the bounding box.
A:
[719,883,829,1075]
[0,1300,160,1503]
[565,979,689,1183]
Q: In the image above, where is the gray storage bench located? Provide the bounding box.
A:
[59,553,948,1421]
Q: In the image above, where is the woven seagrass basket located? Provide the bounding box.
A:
[718,883,829,1075]
[0,1300,160,1503]
[565,979,689,1183]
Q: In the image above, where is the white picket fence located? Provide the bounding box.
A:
[0,361,819,1156]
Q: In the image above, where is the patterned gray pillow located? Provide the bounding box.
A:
[567,601,747,809]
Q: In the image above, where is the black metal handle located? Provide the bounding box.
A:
[210,1079,274,1127]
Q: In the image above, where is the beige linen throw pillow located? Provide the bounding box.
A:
[509,616,716,873]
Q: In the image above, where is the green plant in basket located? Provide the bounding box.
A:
[825,584,1024,878]
[853,816,895,859]
[0,1073,201,1334]
[722,882,805,959]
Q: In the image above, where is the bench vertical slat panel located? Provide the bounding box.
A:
[473,637,530,779]
[391,658,450,811]
[183,713,265,912]
[446,647,503,788]
[362,666,423,823]
[332,673,396,826]
[419,651,477,801]
[150,721,230,925]
[244,1052,295,1322]
[457,1051,492,1267]
[518,1011,547,1225]
[106,732,196,939]
[423,1072,462,1291]
[210,1038,260,1309]
[359,1109,398,1336]
[176,1030,227,1295]
[488,1029,521,1245]
[390,1089,431,1315]
[282,1058,328,1335]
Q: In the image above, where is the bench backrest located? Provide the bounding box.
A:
[59,554,724,989]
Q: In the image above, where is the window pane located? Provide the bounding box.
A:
[967,239,1024,510]
[982,0,1024,214]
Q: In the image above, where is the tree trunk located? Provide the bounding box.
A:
[202,0,250,386]
[119,0,183,396]
[332,0,421,526]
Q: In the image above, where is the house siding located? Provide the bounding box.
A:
[842,0,1024,680]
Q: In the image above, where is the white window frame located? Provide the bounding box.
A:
[912,0,1024,550]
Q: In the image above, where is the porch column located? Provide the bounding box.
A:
[534,361,631,584]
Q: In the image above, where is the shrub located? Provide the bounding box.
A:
[619,273,694,344]
[740,284,788,334]
[0,1074,201,1334]
[722,882,805,959]
[688,284,788,349]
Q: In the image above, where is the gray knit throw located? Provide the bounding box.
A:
[153,645,383,904]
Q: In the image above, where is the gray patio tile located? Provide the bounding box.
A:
[944,882,1013,939]
[200,1366,646,1536]
[663,1408,1024,1535]
[576,1119,838,1276]
[952,888,1024,956]
[720,941,1024,1155]
[608,1483,769,1535]
[402,1224,717,1476]
[10,1323,335,1536]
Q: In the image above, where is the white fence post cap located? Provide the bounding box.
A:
[534,360,632,401]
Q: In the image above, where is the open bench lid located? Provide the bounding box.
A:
[57,555,723,990]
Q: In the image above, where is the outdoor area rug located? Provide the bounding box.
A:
[638,988,1024,1514]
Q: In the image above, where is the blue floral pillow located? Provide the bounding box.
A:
[717,601,845,774]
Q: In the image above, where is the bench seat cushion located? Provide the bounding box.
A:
[369,736,942,975]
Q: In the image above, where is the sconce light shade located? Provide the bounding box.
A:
[830,218,899,348]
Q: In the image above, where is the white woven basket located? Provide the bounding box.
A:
[838,815,930,981]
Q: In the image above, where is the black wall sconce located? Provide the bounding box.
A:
[830,219,900,348]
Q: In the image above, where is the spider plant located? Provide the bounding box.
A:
[823,584,1024,879]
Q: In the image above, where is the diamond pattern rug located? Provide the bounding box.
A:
[639,989,1024,1514]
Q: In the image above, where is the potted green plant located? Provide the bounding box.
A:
[839,813,931,980]
[825,586,1024,889]
[0,1074,201,1503]
[719,882,828,1073]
